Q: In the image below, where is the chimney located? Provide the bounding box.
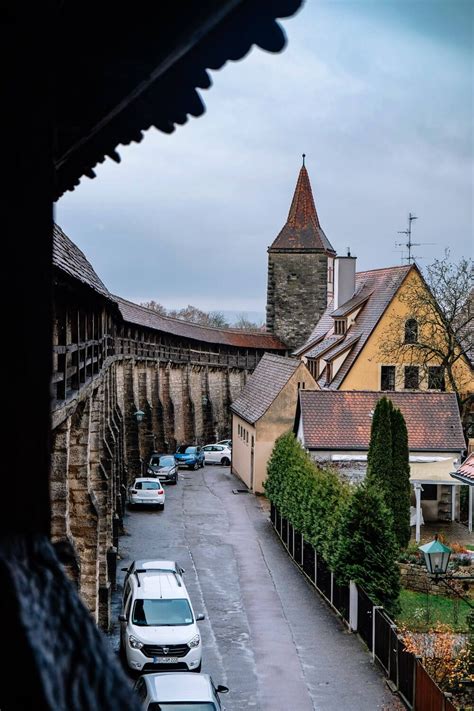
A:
[334,251,356,310]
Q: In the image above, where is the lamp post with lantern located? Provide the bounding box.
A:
[418,535,474,608]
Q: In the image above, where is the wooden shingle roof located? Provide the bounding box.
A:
[53,224,110,299]
[231,353,301,423]
[298,390,466,452]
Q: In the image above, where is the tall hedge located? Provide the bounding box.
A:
[332,483,401,615]
[265,432,349,559]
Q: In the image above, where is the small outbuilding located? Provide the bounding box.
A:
[231,354,317,493]
[294,390,466,542]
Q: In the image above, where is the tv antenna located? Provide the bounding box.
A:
[395,213,434,264]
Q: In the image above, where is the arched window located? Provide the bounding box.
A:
[404,318,418,344]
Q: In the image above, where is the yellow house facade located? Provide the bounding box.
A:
[231,354,317,493]
[296,258,473,399]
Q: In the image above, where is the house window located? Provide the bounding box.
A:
[381,366,395,391]
[404,318,418,344]
[334,319,346,335]
[428,366,445,391]
[421,484,437,501]
[251,436,254,447]
[404,366,419,389]
[302,381,305,389]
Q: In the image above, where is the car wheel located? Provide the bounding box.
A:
[193,662,202,673]
[221,457,230,466]
[170,477,178,485]
[192,462,199,470]
[158,503,164,511]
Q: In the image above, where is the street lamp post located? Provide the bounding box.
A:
[418,535,474,608]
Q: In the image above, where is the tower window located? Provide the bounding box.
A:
[404,318,418,344]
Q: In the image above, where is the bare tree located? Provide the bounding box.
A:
[379,253,473,412]
[140,300,167,314]
[233,313,265,331]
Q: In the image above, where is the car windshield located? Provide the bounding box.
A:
[135,481,160,490]
[149,704,216,711]
[176,446,196,454]
[155,455,174,467]
[132,599,194,626]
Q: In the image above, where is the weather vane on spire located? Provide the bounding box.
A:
[302,153,306,167]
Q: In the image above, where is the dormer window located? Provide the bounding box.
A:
[334,318,346,335]
[404,318,418,344]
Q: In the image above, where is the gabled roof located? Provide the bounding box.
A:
[330,288,372,318]
[305,335,344,359]
[53,224,110,298]
[115,296,287,350]
[231,353,303,424]
[269,163,335,253]
[297,391,466,452]
[323,334,360,362]
[295,265,413,388]
[451,453,474,484]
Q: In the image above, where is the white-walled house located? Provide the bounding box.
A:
[295,390,466,542]
[451,453,474,533]
[231,353,317,493]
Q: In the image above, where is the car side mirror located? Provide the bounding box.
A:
[216,685,229,694]
[118,614,127,622]
[196,613,205,621]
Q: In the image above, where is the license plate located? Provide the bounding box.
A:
[153,656,178,664]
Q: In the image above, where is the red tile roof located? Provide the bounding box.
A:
[269,164,335,253]
[451,453,474,484]
[298,391,465,452]
[295,265,413,388]
[114,296,287,350]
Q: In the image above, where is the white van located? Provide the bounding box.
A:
[119,560,204,672]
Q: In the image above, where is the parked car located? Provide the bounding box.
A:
[147,453,178,484]
[217,439,232,448]
[128,478,165,510]
[119,562,205,673]
[174,445,205,470]
[201,444,231,466]
[134,672,229,710]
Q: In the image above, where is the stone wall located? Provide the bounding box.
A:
[399,562,474,598]
[266,250,328,350]
[50,357,251,629]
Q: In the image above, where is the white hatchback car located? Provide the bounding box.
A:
[128,478,165,510]
[201,444,231,466]
[119,561,204,673]
[134,672,229,710]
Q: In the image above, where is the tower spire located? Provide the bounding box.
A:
[269,159,335,253]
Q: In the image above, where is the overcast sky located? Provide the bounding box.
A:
[57,0,473,316]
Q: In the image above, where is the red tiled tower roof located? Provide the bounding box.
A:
[269,159,335,253]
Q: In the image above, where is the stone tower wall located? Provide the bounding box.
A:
[266,250,328,350]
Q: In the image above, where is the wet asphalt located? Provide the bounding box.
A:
[108,464,395,710]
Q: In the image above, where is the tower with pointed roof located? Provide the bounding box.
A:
[266,158,336,350]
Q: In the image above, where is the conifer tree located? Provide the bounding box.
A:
[332,483,401,614]
[366,396,393,496]
[389,407,411,548]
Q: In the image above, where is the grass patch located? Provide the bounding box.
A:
[466,544,474,552]
[397,589,472,632]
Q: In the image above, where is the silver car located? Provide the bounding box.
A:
[134,672,229,710]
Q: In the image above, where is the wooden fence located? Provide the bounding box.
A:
[270,505,461,711]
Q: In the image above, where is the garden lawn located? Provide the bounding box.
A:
[397,589,471,632]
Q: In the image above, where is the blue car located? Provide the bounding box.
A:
[174,445,205,470]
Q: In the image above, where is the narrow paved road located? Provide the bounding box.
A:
[109,464,395,710]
